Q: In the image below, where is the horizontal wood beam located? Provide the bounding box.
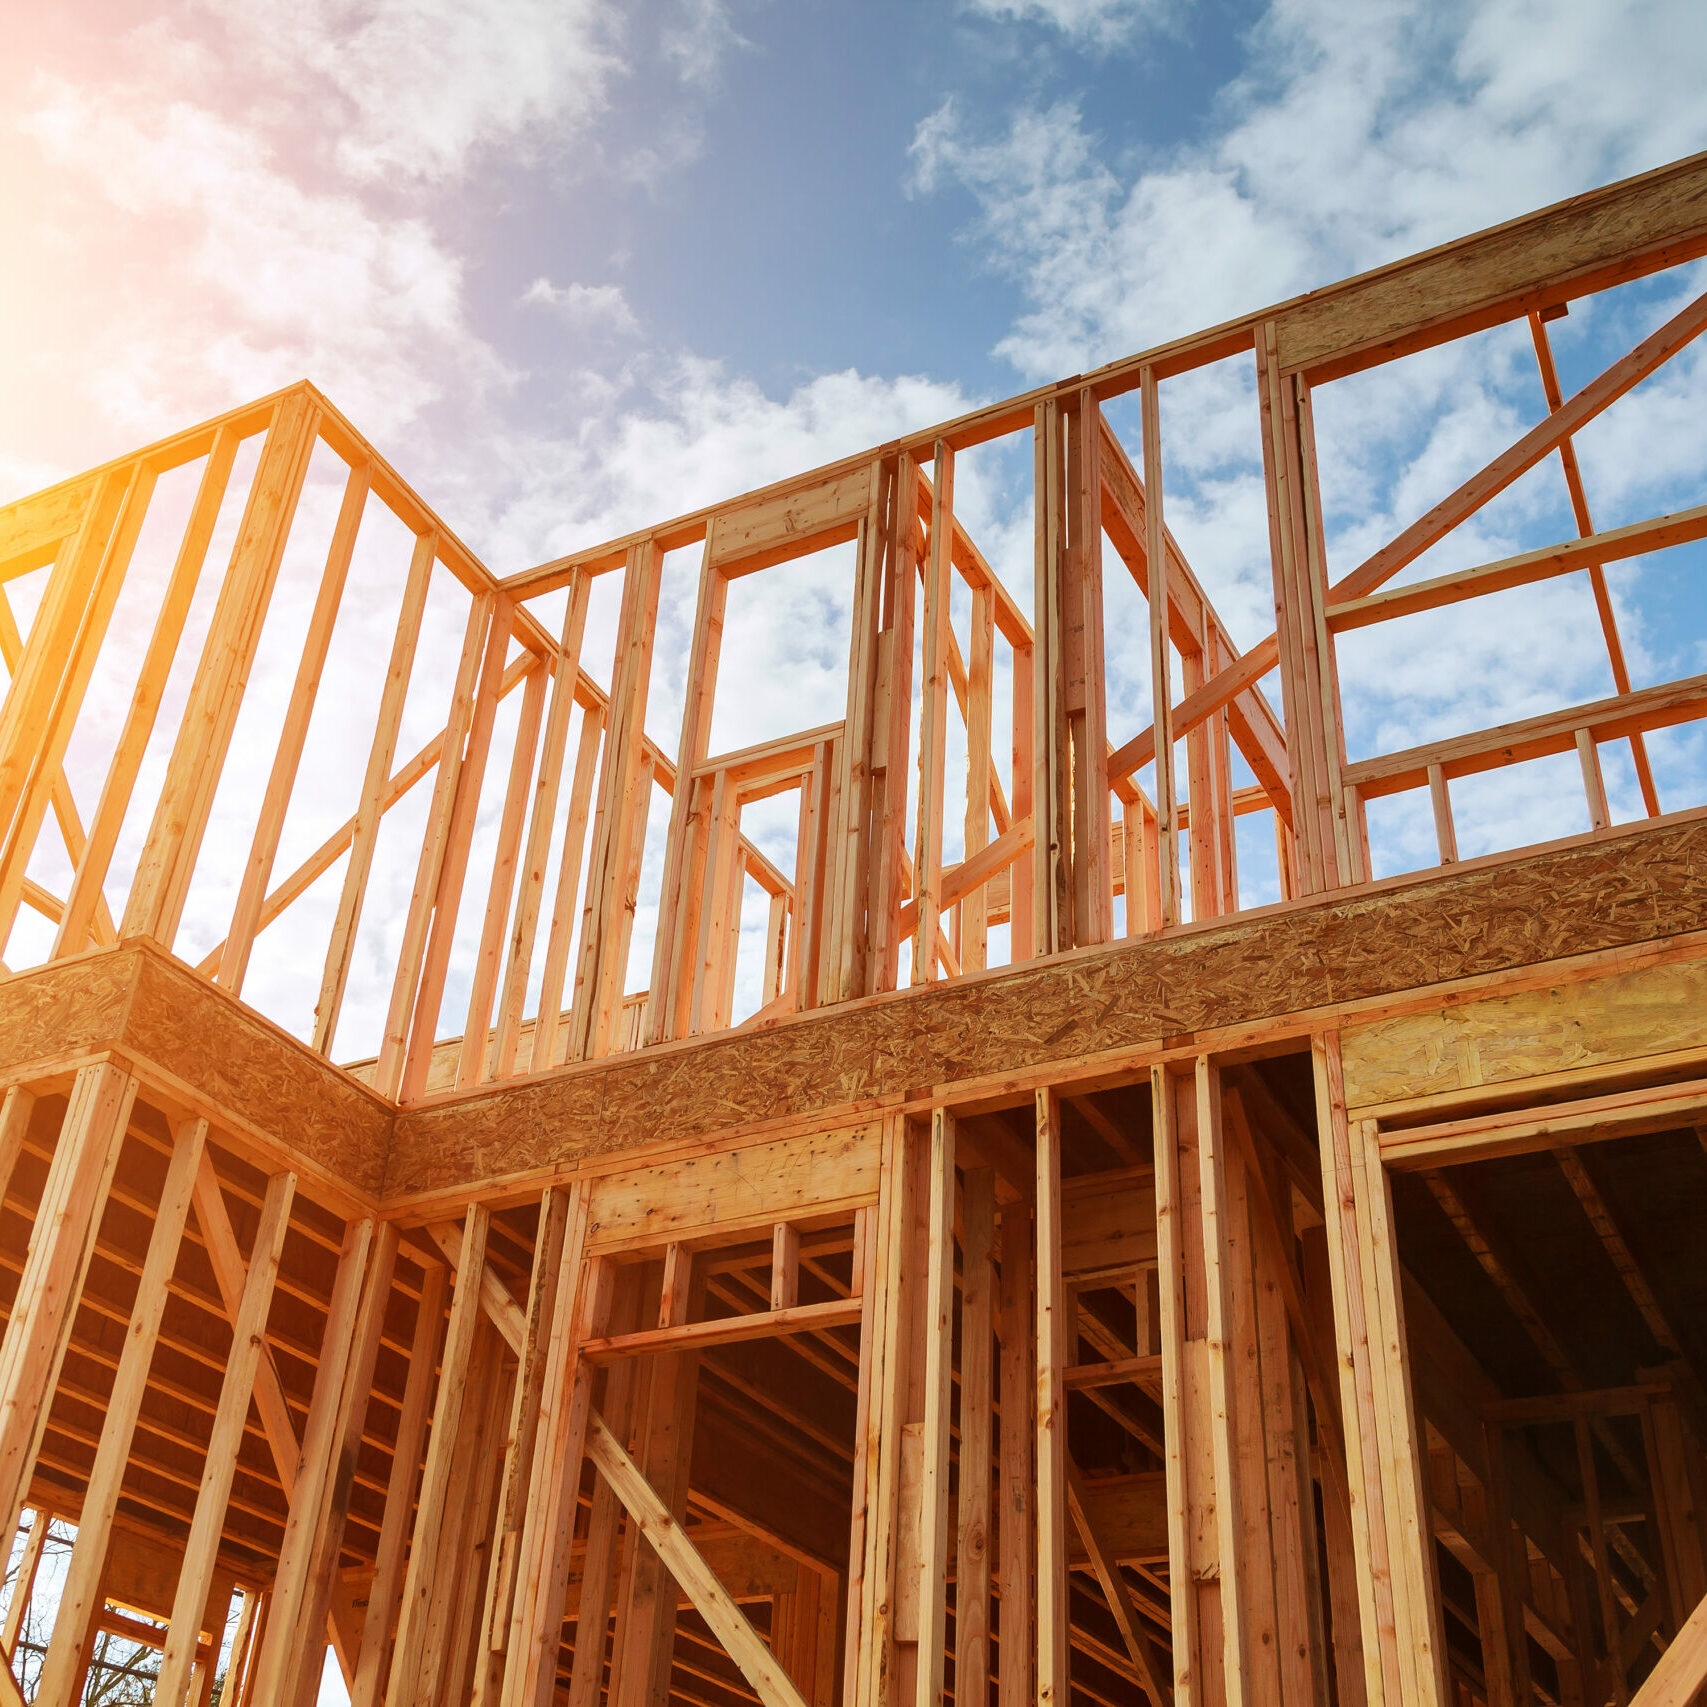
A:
[1377,1075,1707,1169]
[1064,1355,1163,1392]
[1326,502,1707,633]
[698,723,845,790]
[1275,151,1707,382]
[365,811,1707,1203]
[580,1296,863,1362]
[1483,1383,1670,1425]
[1114,277,1707,787]
[1344,670,1707,798]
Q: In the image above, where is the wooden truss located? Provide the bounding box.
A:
[2,153,1707,1707]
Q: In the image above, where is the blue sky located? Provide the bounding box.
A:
[4,0,1707,1042]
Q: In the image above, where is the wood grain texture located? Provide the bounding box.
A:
[503,154,1707,603]
[0,476,97,579]
[1341,953,1707,1109]
[710,465,873,576]
[586,1123,879,1253]
[387,813,1707,1201]
[1274,151,1707,378]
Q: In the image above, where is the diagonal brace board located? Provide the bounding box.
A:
[192,1150,302,1483]
[1626,1583,1707,1707]
[586,1410,811,1707]
[426,1219,527,1354]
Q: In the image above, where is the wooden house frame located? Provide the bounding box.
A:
[2,152,1707,1707]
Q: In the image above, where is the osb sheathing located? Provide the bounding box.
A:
[388,814,1707,1199]
[0,943,142,1067]
[0,943,391,1199]
[5,815,1706,1208]
[122,953,392,1196]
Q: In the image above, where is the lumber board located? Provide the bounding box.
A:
[710,466,873,577]
[915,1109,956,1707]
[1272,151,1707,379]
[584,1123,880,1253]
[501,155,1707,598]
[1324,502,1707,633]
[1062,1170,1158,1277]
[387,811,1707,1201]
[1035,1091,1070,1707]
[1343,671,1707,798]
[995,1202,1034,1707]
[587,1411,812,1707]
[10,813,1707,1213]
[124,952,391,1196]
[34,1116,207,1699]
[1340,953,1707,1110]
[0,476,96,580]
[564,1523,805,1604]
[0,1062,136,1548]
[579,1295,863,1360]
[0,944,139,1067]
[8,154,1707,1707]
[1626,1583,1707,1707]
[953,1168,995,1707]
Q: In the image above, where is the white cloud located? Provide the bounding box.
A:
[911,99,1312,381]
[1,0,994,1033]
[0,0,758,467]
[661,0,748,84]
[477,358,980,573]
[15,74,505,443]
[10,0,1707,1011]
[913,0,1707,612]
[521,278,641,337]
[961,0,1177,48]
[204,0,622,183]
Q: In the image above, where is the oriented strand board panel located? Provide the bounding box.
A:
[1274,151,1707,376]
[587,1122,879,1253]
[0,945,142,1073]
[96,1517,212,1622]
[119,948,392,1198]
[403,1054,607,1194]
[387,813,1707,1202]
[1340,954,1707,1110]
[1068,1473,1169,1567]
